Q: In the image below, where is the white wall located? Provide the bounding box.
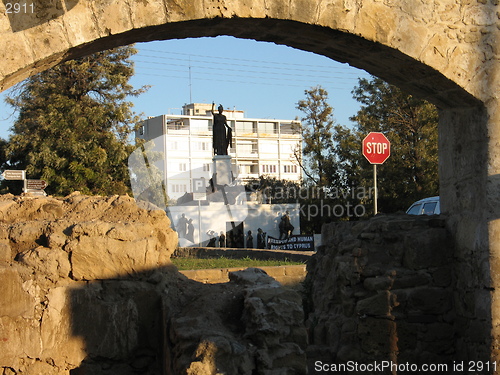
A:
[167,202,300,247]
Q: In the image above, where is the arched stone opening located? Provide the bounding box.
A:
[0,2,497,368]
[1,18,480,109]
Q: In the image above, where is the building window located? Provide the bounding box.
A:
[169,141,178,150]
[171,184,187,193]
[284,165,298,173]
[260,122,277,134]
[195,142,209,151]
[179,163,187,171]
[203,163,210,172]
[239,164,258,175]
[167,120,185,131]
[237,141,258,154]
[262,165,277,174]
[139,125,145,135]
[236,121,256,134]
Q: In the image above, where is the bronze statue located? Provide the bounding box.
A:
[211,103,232,155]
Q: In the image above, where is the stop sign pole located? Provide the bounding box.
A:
[362,132,391,215]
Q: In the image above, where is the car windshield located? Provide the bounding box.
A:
[407,204,422,215]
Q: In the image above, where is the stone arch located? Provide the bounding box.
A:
[0,0,498,367]
[0,10,485,109]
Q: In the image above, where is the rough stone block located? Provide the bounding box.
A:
[0,224,9,240]
[395,321,420,351]
[403,228,450,269]
[9,221,45,244]
[263,266,286,278]
[0,316,42,368]
[431,267,452,287]
[357,317,397,356]
[338,239,362,254]
[363,276,393,291]
[0,242,11,262]
[40,286,86,367]
[179,269,196,280]
[17,246,71,280]
[69,236,160,280]
[407,287,452,314]
[0,267,34,318]
[423,323,454,342]
[356,291,393,317]
[284,265,307,276]
[392,271,431,289]
[192,268,225,282]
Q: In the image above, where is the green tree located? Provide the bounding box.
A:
[3,45,147,196]
[335,76,439,213]
[245,175,302,204]
[294,86,338,187]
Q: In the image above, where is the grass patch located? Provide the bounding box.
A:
[171,256,304,270]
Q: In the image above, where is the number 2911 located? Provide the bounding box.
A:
[5,3,34,14]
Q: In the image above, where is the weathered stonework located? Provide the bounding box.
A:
[179,264,307,286]
[0,194,307,374]
[0,0,495,106]
[306,214,456,370]
[0,0,499,368]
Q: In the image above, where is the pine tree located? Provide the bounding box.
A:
[3,45,147,196]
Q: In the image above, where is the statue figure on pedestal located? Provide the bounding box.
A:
[212,102,232,155]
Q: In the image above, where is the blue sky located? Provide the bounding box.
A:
[0,35,372,139]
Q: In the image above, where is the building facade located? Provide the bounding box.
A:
[136,103,302,200]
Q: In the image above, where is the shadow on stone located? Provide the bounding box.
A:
[304,214,466,371]
[3,0,79,32]
[0,194,308,374]
[68,267,308,375]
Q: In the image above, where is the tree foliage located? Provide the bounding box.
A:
[293,78,439,219]
[294,86,338,187]
[245,175,302,204]
[335,77,439,213]
[3,45,147,196]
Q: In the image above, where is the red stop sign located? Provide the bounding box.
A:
[362,132,391,164]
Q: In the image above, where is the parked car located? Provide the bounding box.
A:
[406,196,440,215]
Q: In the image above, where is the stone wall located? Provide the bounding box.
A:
[305,214,455,371]
[168,268,308,375]
[0,193,178,374]
[179,264,307,287]
[0,1,499,363]
[0,194,307,374]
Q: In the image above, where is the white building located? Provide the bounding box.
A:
[136,103,302,200]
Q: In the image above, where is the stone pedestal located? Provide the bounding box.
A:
[213,155,233,186]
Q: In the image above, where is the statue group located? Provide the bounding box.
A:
[212,103,232,155]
